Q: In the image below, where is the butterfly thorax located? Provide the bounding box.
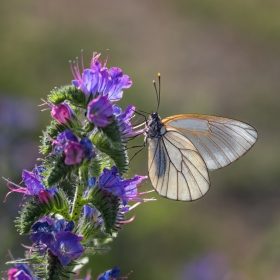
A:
[146,112,164,139]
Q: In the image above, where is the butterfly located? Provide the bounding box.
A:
[145,74,258,201]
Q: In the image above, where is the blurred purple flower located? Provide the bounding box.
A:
[71,52,132,101]
[180,252,230,280]
[87,95,114,127]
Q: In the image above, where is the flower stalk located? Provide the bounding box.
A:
[3,50,153,280]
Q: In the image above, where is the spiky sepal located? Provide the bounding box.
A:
[39,121,66,155]
[15,190,70,234]
[90,133,129,174]
[87,187,122,235]
[100,119,123,148]
[88,153,111,179]
[48,85,86,109]
[46,251,76,280]
[41,153,78,187]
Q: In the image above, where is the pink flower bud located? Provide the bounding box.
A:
[51,104,72,124]
[38,190,52,203]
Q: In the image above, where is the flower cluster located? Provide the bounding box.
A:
[3,51,153,279]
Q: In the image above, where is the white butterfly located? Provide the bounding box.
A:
[145,76,258,201]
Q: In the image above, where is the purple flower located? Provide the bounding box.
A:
[54,130,79,152]
[50,231,84,266]
[22,169,45,194]
[3,166,57,202]
[30,217,75,255]
[8,269,32,280]
[71,52,132,101]
[31,217,74,236]
[64,141,84,165]
[87,95,114,127]
[113,105,146,141]
[7,264,37,280]
[53,130,95,165]
[8,268,19,279]
[80,138,96,159]
[98,166,148,205]
[97,266,121,280]
[30,232,54,253]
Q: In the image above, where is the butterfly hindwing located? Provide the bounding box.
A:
[162,114,258,171]
[148,126,210,201]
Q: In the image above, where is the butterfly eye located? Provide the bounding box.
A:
[152,112,158,118]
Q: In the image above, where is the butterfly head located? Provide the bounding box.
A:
[151,112,159,120]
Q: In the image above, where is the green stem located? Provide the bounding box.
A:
[70,165,88,226]
[70,183,84,225]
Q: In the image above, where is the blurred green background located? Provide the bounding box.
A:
[1,1,280,279]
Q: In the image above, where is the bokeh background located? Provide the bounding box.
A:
[1,1,280,279]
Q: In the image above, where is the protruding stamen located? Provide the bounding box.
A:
[69,60,76,79]
[104,49,110,67]
[81,49,84,72]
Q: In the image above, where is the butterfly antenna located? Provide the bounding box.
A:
[135,109,149,115]
[153,79,159,113]
[158,73,161,112]
[153,73,161,113]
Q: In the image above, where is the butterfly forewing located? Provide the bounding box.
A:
[162,114,258,171]
[148,126,210,201]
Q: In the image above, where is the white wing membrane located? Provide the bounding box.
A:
[163,114,258,171]
[148,127,210,201]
